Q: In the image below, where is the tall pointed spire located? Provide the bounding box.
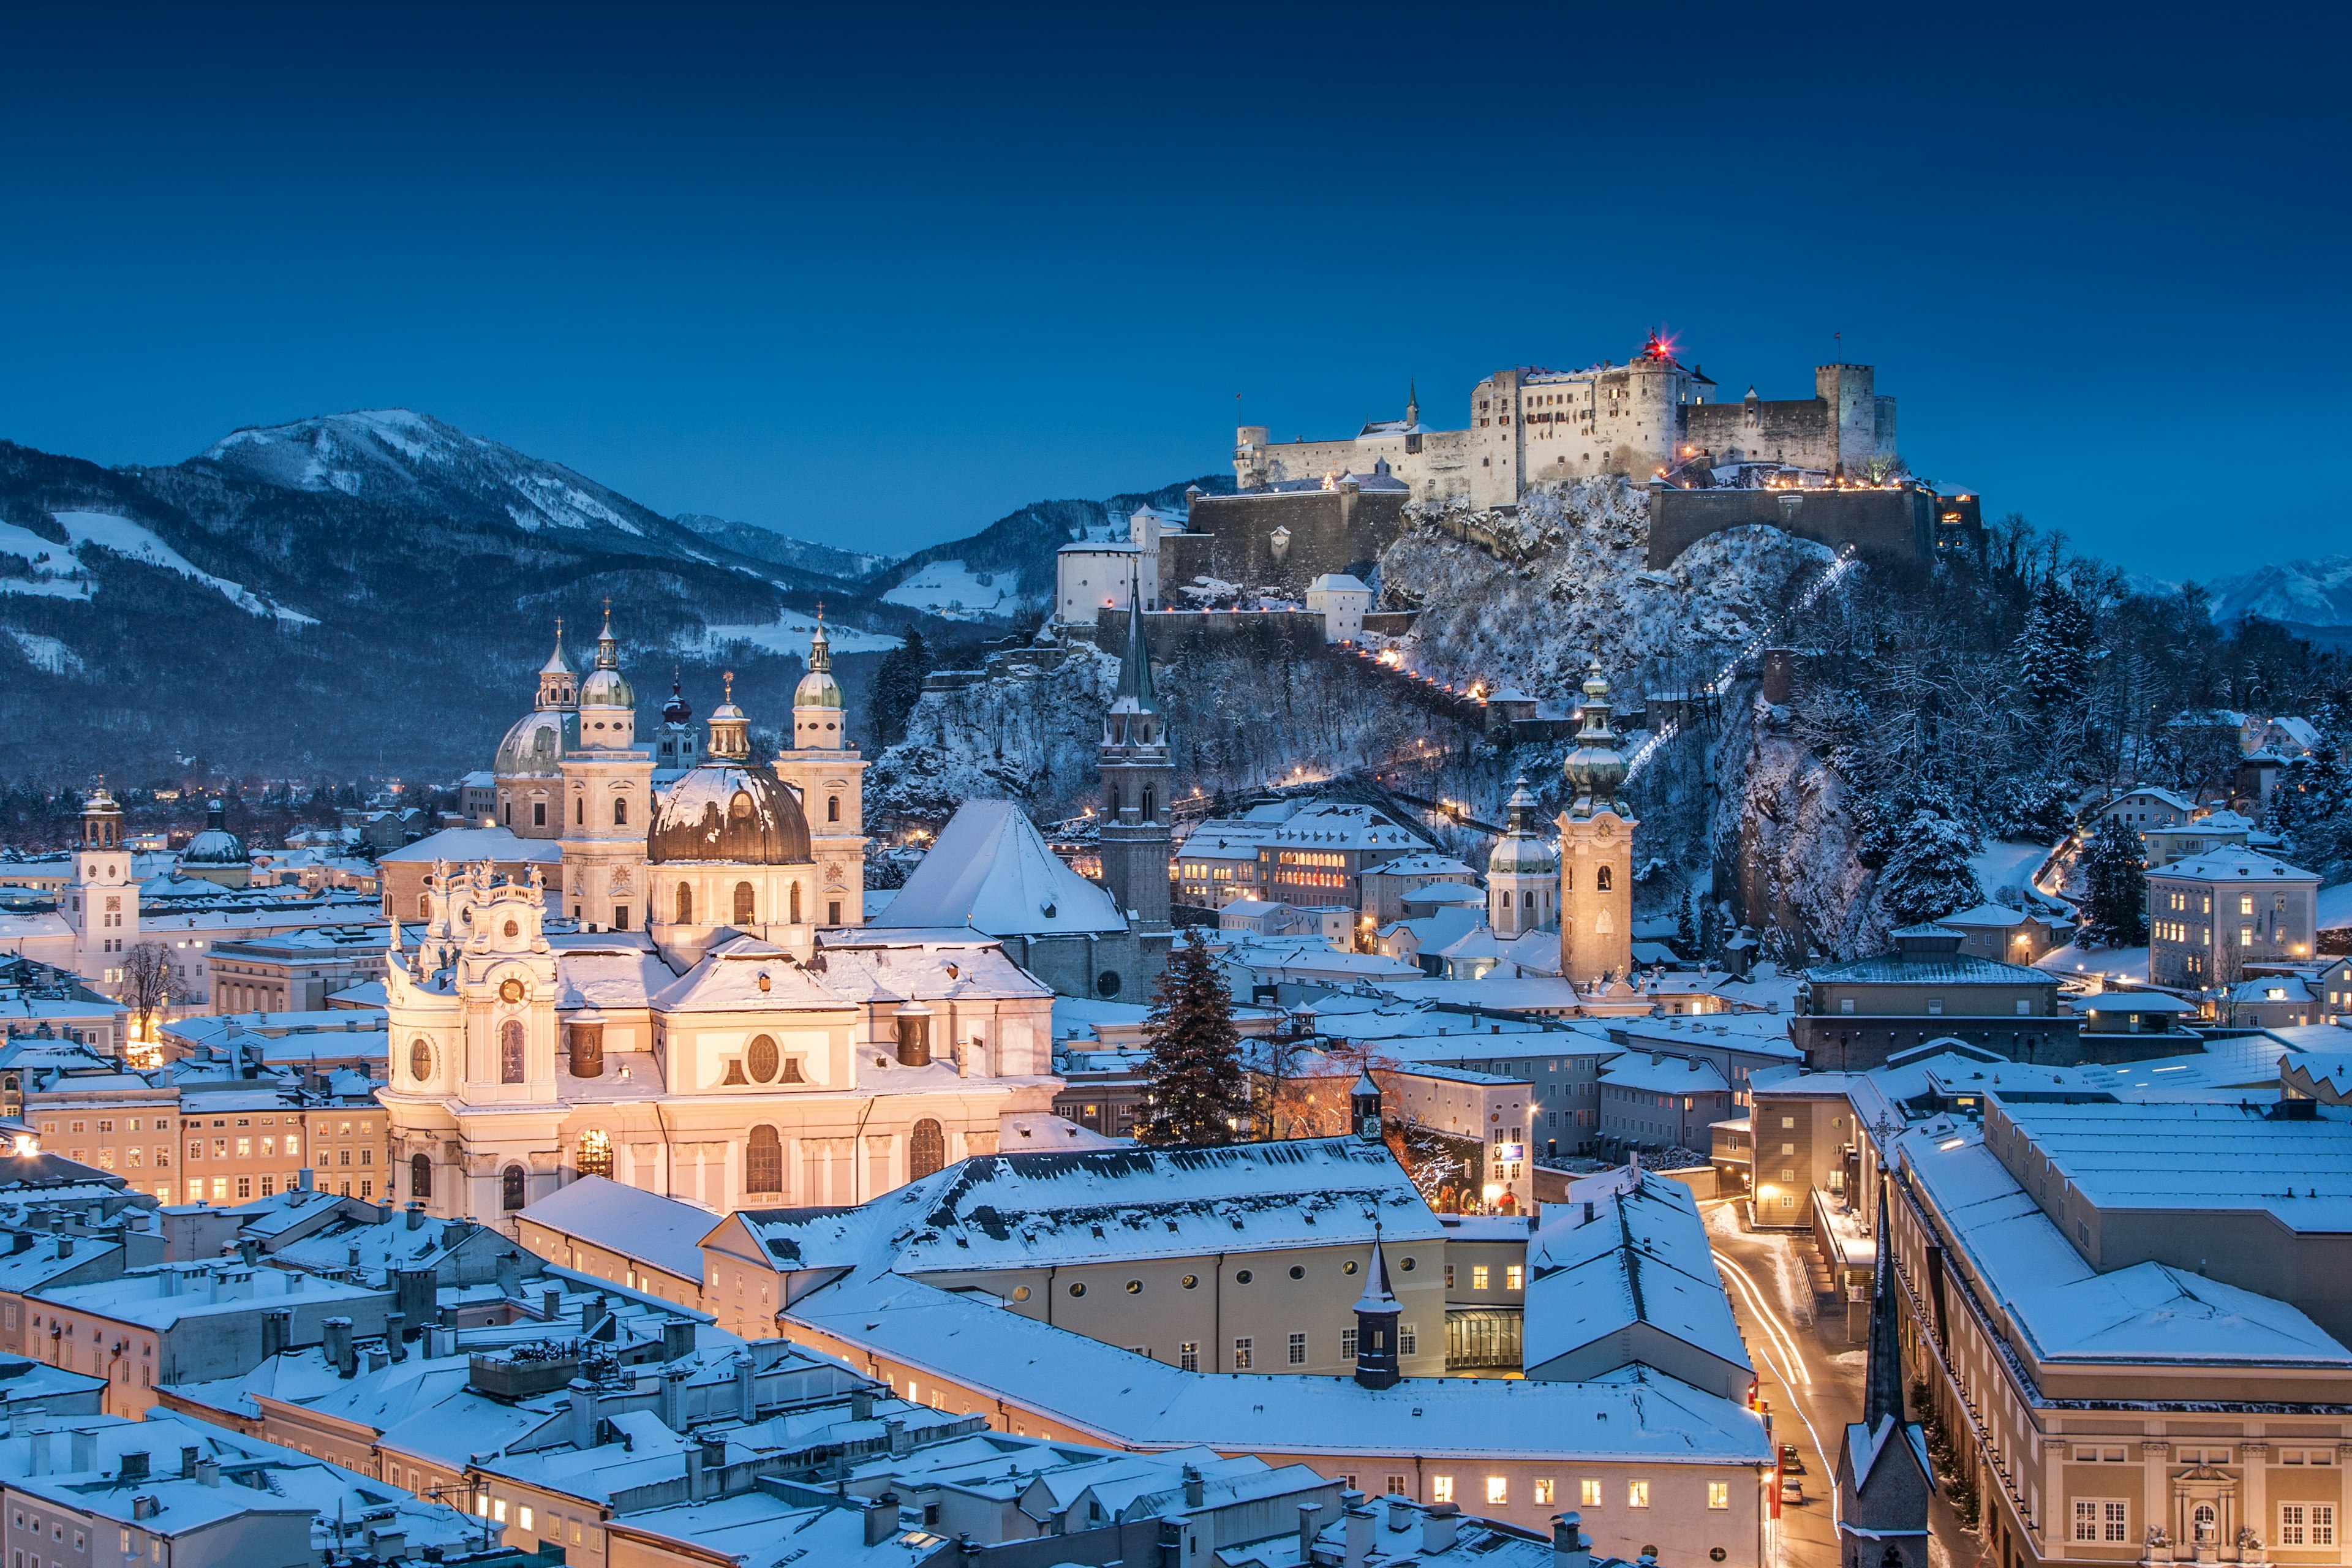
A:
[1405,379,1420,428]
[1861,1163,1904,1430]
[1351,1232,1404,1389]
[1117,566,1159,713]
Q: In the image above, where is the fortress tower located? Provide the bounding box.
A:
[1558,660,1635,987]
[771,612,869,927]
[1098,586,1172,930]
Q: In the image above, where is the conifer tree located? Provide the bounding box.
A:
[2080,815,2150,946]
[2016,582,2093,709]
[869,629,931,748]
[1139,930,1248,1146]
[1675,887,1699,954]
[1877,809,1985,928]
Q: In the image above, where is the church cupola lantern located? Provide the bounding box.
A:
[707,670,751,761]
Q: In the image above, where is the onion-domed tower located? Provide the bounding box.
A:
[649,676,818,967]
[1559,658,1637,986]
[772,611,867,928]
[649,675,702,778]
[180,799,253,889]
[558,606,652,932]
[495,624,581,838]
[1487,776,1556,939]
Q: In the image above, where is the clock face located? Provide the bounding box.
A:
[499,978,525,1004]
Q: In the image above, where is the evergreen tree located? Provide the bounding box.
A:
[2080,815,2150,946]
[1139,930,1248,1146]
[1877,809,1985,928]
[2016,581,2093,709]
[1674,886,1699,954]
[869,629,932,749]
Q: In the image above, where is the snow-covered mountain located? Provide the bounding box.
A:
[2206,554,2352,628]
[673,513,896,586]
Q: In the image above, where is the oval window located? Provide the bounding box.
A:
[1068,1281,1087,1298]
[1399,1257,1416,1272]
[1343,1259,1360,1275]
[1180,1275,1198,1290]
[1125,1280,1142,1295]
[745,1035,780,1083]
[409,1038,432,1081]
[1234,1269,1253,1285]
[1012,1286,1031,1302]
[730,791,754,819]
[1289,1265,1305,1280]
[503,919,519,938]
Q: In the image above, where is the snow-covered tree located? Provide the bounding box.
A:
[2016,581,2093,709]
[1877,809,1985,928]
[1674,886,1698,955]
[1139,931,1247,1147]
[2079,815,2149,947]
[869,629,932,748]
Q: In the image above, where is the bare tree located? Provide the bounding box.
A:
[120,941,187,1050]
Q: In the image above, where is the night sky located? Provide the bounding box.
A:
[4,3,2345,577]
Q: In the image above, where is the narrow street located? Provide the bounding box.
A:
[1703,1200,1869,1568]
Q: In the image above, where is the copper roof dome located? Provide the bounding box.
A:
[647,762,811,865]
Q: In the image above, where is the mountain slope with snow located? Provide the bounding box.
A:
[2206,554,2352,628]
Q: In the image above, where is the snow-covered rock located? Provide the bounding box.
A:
[2206,554,2352,628]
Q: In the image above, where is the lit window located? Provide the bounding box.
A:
[1627,1480,1649,1507]
[492,1500,507,1524]
[1708,1482,1730,1509]
[1471,1265,1490,1290]
[1431,1476,1455,1504]
[518,1507,533,1533]
[1506,1265,1525,1290]
[1487,1476,1509,1506]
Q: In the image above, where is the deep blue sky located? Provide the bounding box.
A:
[4,3,2345,578]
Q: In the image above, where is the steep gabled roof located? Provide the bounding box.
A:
[871,801,1126,937]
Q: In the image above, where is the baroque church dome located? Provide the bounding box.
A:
[1487,777,1556,875]
[793,616,842,710]
[181,799,250,867]
[494,708,578,778]
[647,763,811,865]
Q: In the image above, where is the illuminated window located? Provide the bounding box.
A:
[1487,1477,1509,1506]
[1627,1481,1649,1507]
[1534,1479,1555,1506]
[1581,1480,1604,1507]
[1506,1265,1524,1290]
[1431,1476,1454,1504]
[1708,1482,1730,1509]
[1471,1265,1490,1290]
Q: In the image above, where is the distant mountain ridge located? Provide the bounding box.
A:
[0,408,1210,780]
[2206,554,2352,629]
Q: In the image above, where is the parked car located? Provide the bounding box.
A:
[1780,1476,1806,1506]
[1779,1443,1805,1474]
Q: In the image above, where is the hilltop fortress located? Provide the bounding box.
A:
[1237,336,1898,509]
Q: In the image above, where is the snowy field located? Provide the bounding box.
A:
[882,560,1019,621]
[2036,941,2150,982]
[1970,839,2057,901]
[691,614,905,657]
[0,511,315,623]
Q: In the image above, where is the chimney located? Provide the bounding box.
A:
[54,1235,72,1260]
[26,1430,50,1476]
[179,1445,200,1478]
[427,1324,457,1359]
[699,1435,725,1471]
[385,1314,407,1361]
[886,1417,910,1458]
[1583,1200,1596,1225]
[1554,1511,1591,1568]
[405,1202,425,1231]
[261,1308,293,1360]
[660,1364,688,1429]
[685,1442,709,1502]
[1297,1501,1323,1558]
[194,1458,220,1487]
[850,1387,874,1422]
[347,1243,364,1270]
[567,1381,598,1450]
[323,1316,356,1379]
[1387,1498,1412,1529]
[1182,1464,1204,1507]
[495,1251,522,1298]
[395,1265,435,1332]
[366,1348,388,1373]
[734,1351,755,1420]
[581,1295,610,1338]
[237,1238,260,1267]
[298,1168,314,1192]
[119,1451,150,1482]
[1422,1503,1459,1553]
[865,1494,900,1547]
[131,1496,159,1521]
[1343,1498,1373,1568]
[69,1428,96,1473]
[662,1319,694,1362]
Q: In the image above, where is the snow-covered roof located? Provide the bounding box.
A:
[2147,846,2320,884]
[518,1175,718,1283]
[1305,573,1370,594]
[2000,1100,2352,1232]
[1936,903,2030,930]
[738,1136,1438,1276]
[1401,883,1484,908]
[1806,951,2053,987]
[1366,853,1479,880]
[874,801,1127,935]
[37,1260,385,1331]
[1599,1052,1730,1095]
[2101,786,2196,814]
[784,1272,1771,1464]
[1525,1172,1750,1384]
[1260,802,1431,854]
[378,825,562,864]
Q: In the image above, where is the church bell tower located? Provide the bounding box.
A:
[1098,584,1172,930]
[1558,660,1635,987]
[772,611,869,927]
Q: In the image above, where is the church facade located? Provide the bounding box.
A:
[381,614,1059,1234]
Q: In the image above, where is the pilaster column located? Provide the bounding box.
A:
[2241,1446,2268,1564]
[2146,1442,2174,1562]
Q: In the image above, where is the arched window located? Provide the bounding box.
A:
[503,803,511,825]
[1523,890,1535,907]
[676,883,693,925]
[733,882,755,925]
[500,1020,526,1084]
[910,1118,946,1181]
[613,796,628,826]
[410,1153,431,1199]
[575,795,584,825]
[1564,867,1574,891]
[576,1129,612,1178]
[790,882,802,924]
[745,1125,782,1193]
[568,1023,603,1079]
[1107,785,1120,817]
[1596,864,1613,892]
[827,795,840,823]
[501,1165,526,1211]
[1142,786,1156,821]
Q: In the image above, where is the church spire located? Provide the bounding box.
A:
[1117,567,1159,714]
[1406,379,1419,428]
